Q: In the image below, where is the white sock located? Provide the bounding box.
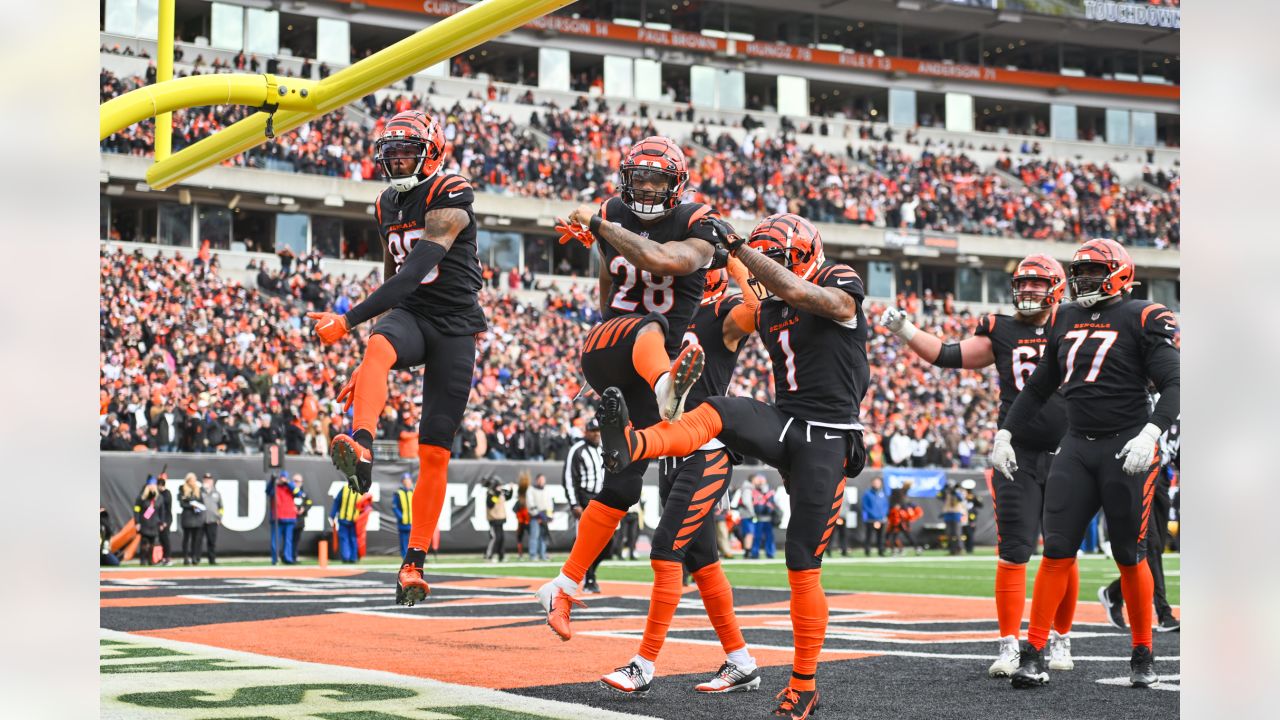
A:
[552,572,579,594]
[632,655,655,679]
[727,647,755,670]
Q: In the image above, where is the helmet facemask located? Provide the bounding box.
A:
[1068,260,1113,308]
[375,138,438,193]
[1012,276,1055,316]
[621,167,679,220]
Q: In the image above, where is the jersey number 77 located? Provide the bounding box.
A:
[1063,329,1118,383]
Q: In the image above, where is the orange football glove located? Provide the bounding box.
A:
[554,217,595,248]
[336,366,360,413]
[307,312,350,345]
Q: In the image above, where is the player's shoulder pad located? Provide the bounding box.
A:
[677,201,715,230]
[675,202,718,244]
[974,313,1001,337]
[424,173,474,210]
[1137,300,1179,336]
[812,262,863,292]
[602,195,627,221]
[716,291,744,318]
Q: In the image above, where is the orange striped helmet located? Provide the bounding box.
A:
[1069,238,1136,308]
[747,214,824,299]
[702,267,728,305]
[374,110,445,192]
[620,136,688,220]
[1011,253,1066,316]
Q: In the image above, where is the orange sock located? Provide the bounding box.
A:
[632,404,724,460]
[693,562,746,654]
[638,559,684,662]
[353,335,397,438]
[561,502,627,584]
[1026,557,1075,650]
[993,561,1027,637]
[407,445,449,551]
[1053,559,1079,635]
[787,568,828,692]
[632,327,670,389]
[1118,561,1154,649]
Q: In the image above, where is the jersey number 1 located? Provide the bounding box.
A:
[387,229,440,285]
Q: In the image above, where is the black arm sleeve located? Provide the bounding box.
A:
[1001,335,1063,434]
[1146,342,1180,432]
[343,240,447,327]
[934,343,963,369]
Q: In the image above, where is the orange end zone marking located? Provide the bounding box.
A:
[102,567,367,581]
[101,596,223,608]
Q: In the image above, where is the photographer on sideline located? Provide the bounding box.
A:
[484,475,515,562]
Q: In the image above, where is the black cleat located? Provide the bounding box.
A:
[772,685,819,719]
[1010,641,1050,688]
[1130,645,1158,688]
[330,434,373,494]
[1098,585,1127,630]
[1156,614,1180,632]
[598,387,638,474]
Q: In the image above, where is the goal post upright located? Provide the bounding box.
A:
[98,0,577,190]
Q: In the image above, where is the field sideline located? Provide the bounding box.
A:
[106,551,1178,605]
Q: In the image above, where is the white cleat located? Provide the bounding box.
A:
[989,635,1020,678]
[600,660,653,694]
[1048,630,1074,671]
[695,661,761,693]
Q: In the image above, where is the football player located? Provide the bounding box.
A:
[599,258,763,696]
[990,238,1179,689]
[307,110,485,606]
[535,136,722,639]
[598,214,869,720]
[879,254,1077,677]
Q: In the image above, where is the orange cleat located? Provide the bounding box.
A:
[535,580,586,641]
[396,562,430,606]
[657,342,705,422]
[330,434,373,494]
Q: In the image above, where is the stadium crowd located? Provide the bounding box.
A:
[101,67,1179,249]
[99,246,1002,469]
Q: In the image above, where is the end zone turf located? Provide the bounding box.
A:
[102,564,1178,719]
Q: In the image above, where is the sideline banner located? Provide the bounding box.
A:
[101,453,994,555]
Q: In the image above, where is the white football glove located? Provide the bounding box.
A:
[989,429,1018,480]
[878,307,917,341]
[1117,423,1162,475]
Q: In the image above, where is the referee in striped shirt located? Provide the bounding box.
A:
[565,419,608,593]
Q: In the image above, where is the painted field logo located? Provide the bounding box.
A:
[100,634,650,720]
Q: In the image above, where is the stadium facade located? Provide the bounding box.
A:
[100,0,1179,310]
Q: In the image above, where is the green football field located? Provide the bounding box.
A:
[176,551,1178,605]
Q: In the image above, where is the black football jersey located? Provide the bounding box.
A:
[595,197,718,356]
[974,313,1068,451]
[682,294,746,409]
[1035,298,1179,435]
[375,173,486,335]
[756,261,869,426]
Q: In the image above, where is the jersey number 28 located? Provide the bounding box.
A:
[610,256,673,313]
